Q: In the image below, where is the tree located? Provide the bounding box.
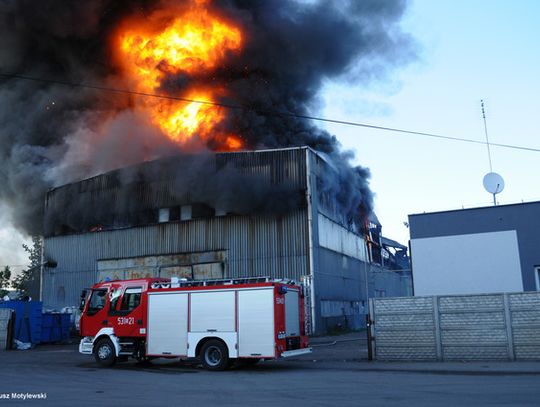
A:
[24,235,42,269]
[0,265,11,297]
[12,236,42,298]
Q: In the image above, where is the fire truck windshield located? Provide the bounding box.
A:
[87,289,107,315]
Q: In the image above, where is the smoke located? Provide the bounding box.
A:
[0,203,30,270]
[44,153,307,236]
[0,0,414,235]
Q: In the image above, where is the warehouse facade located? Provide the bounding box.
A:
[409,201,540,296]
[42,147,409,333]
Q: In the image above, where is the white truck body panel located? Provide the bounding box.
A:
[237,288,275,357]
[143,285,307,360]
[147,292,188,356]
[190,290,236,332]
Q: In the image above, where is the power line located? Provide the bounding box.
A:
[1,72,539,154]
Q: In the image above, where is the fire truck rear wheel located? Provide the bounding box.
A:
[94,338,116,367]
[200,339,229,371]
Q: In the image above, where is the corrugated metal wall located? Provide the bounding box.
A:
[43,209,309,309]
[368,268,413,298]
[306,149,372,333]
[368,292,540,361]
[44,148,308,237]
[43,147,311,309]
[316,247,367,331]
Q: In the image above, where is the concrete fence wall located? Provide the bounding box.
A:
[0,308,14,351]
[368,292,540,361]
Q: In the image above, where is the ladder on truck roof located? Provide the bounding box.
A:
[150,276,297,289]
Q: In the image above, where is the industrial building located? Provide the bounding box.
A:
[42,147,410,333]
[409,201,540,296]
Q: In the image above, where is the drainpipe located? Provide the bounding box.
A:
[305,151,316,335]
[39,236,44,301]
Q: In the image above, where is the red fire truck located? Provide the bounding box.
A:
[79,277,312,370]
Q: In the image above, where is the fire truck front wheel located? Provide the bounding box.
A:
[94,338,117,367]
[200,339,230,371]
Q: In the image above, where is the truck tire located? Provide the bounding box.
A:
[200,339,229,371]
[94,338,116,367]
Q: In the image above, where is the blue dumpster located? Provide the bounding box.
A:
[41,313,71,343]
[0,301,42,344]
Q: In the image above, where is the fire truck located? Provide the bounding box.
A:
[78,276,312,370]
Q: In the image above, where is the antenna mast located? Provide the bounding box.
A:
[481,99,493,172]
[480,100,504,206]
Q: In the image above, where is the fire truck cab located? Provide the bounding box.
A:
[79,277,311,370]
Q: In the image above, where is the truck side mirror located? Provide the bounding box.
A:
[79,290,87,311]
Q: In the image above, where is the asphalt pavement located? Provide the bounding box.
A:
[309,331,540,375]
[0,331,539,406]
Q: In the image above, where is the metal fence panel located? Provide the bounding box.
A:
[369,291,540,361]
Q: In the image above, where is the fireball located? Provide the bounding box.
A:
[114,0,243,150]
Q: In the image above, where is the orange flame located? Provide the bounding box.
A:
[114,0,243,150]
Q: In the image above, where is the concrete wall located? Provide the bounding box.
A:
[369,292,540,361]
[0,309,13,351]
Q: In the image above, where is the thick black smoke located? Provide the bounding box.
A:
[0,0,413,234]
[44,152,308,237]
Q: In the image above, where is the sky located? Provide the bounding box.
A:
[1,0,540,269]
[321,0,540,245]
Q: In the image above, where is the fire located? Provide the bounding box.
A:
[114,0,243,150]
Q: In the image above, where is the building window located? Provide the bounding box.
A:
[535,266,540,291]
[181,205,192,220]
[158,208,170,223]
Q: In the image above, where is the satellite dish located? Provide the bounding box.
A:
[483,172,505,194]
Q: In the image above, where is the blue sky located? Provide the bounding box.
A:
[321,0,540,244]
[2,0,540,269]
